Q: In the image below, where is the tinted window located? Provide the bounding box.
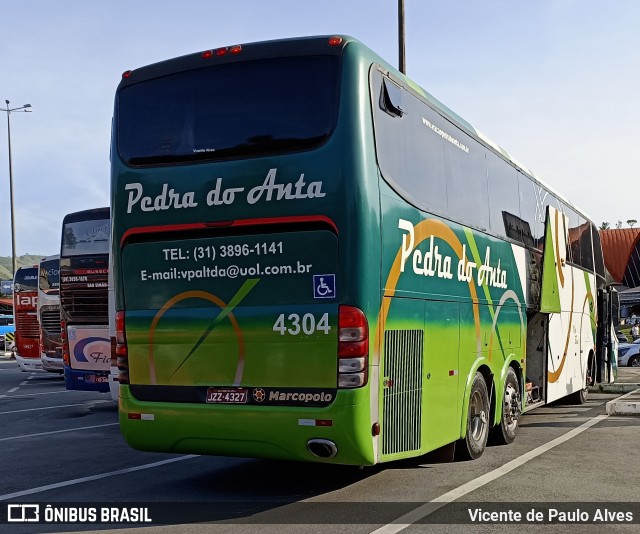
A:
[117,56,340,165]
[14,268,38,292]
[487,152,521,240]
[442,120,490,231]
[61,218,111,257]
[372,70,447,216]
[592,226,606,278]
[578,217,594,270]
[39,259,60,294]
[518,173,546,248]
[565,207,581,264]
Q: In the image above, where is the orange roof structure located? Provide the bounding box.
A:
[600,228,640,284]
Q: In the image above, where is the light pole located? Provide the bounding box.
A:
[3,100,32,276]
[398,0,406,74]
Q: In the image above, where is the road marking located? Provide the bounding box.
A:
[0,400,113,415]
[0,455,199,501]
[18,374,37,386]
[0,422,119,442]
[0,389,72,398]
[370,414,608,534]
[7,387,19,393]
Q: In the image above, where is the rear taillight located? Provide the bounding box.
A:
[338,306,368,388]
[115,311,129,384]
[60,320,69,366]
[206,45,242,58]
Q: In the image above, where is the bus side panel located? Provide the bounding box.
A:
[546,267,595,403]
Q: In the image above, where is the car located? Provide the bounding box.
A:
[618,339,640,367]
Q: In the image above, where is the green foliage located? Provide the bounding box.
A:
[0,255,47,281]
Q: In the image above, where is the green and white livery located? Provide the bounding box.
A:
[111,35,617,465]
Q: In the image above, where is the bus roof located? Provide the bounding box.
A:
[62,207,110,224]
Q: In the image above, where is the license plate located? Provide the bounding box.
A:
[206,387,248,404]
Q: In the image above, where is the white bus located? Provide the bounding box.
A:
[38,255,62,373]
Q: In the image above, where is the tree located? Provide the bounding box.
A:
[600,222,610,230]
[617,221,623,229]
[628,219,637,228]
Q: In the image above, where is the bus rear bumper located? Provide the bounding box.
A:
[16,355,43,372]
[64,367,110,392]
[41,355,64,373]
[119,385,375,465]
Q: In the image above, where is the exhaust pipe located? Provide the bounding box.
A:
[307,438,337,459]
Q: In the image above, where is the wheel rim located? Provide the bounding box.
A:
[503,383,520,431]
[632,358,640,367]
[469,389,488,441]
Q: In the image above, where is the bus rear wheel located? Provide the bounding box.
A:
[567,387,588,405]
[490,367,520,445]
[456,372,490,461]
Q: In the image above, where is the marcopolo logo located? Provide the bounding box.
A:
[252,388,336,407]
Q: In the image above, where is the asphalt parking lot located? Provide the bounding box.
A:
[1,355,639,533]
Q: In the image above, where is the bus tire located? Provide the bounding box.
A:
[567,387,588,405]
[489,367,520,445]
[456,372,490,461]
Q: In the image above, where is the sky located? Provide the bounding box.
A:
[1,0,639,257]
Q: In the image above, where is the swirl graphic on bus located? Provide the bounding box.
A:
[73,336,110,363]
[148,279,260,385]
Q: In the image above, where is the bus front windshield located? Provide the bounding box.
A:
[116,56,340,166]
[14,269,38,293]
[39,259,60,294]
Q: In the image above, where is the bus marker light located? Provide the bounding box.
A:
[298,419,333,427]
[229,45,242,55]
[372,422,380,436]
[201,50,213,59]
[128,413,155,421]
[122,70,132,79]
[215,47,227,57]
[328,36,342,47]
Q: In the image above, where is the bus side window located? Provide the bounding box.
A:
[380,79,405,117]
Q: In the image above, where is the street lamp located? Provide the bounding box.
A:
[2,100,32,276]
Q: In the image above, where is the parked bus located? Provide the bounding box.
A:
[60,207,111,391]
[13,266,40,371]
[112,36,617,465]
[38,254,63,373]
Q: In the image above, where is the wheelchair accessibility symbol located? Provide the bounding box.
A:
[313,274,336,299]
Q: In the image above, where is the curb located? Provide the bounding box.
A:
[589,383,640,394]
[605,388,640,416]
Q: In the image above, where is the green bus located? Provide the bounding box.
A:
[112,35,618,465]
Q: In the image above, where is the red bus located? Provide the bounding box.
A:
[13,266,40,371]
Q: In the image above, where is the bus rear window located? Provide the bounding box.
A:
[62,219,111,257]
[117,56,340,166]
